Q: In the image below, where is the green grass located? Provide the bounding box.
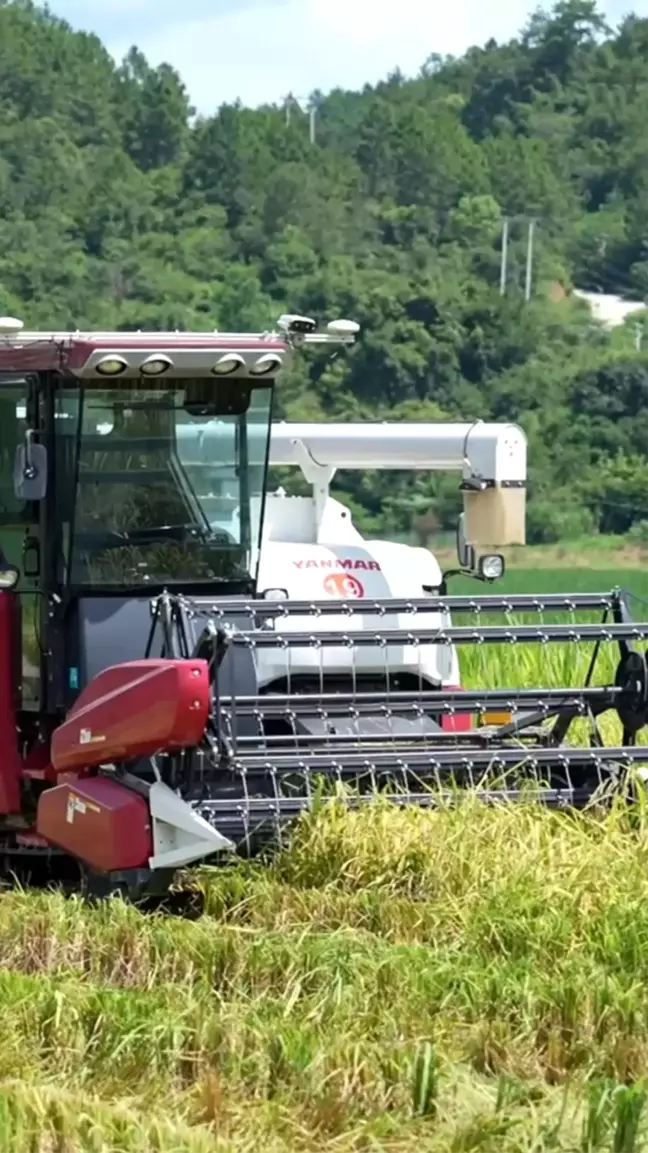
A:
[6,803,648,1150]
[434,536,648,574]
[450,566,648,599]
[5,566,648,1150]
[442,567,648,710]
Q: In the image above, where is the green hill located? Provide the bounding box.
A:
[1,0,648,545]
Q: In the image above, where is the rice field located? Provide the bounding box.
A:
[452,567,648,703]
[450,566,648,600]
[6,568,648,1151]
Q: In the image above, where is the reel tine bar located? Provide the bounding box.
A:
[143,589,648,841]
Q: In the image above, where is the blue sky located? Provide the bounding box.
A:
[48,0,648,115]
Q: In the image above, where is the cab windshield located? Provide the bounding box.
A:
[54,378,272,590]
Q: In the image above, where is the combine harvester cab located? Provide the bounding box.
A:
[0,311,647,901]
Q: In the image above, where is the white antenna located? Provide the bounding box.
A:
[0,317,24,336]
[327,319,360,336]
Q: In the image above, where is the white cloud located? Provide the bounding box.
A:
[51,0,648,113]
[55,0,161,26]
[105,0,544,111]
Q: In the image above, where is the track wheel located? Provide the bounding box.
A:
[79,866,204,917]
[79,868,131,904]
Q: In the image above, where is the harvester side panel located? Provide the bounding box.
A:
[71,596,162,692]
[36,777,152,872]
[51,659,210,773]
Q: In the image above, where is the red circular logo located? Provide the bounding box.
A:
[323,572,365,598]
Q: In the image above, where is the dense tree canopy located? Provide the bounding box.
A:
[1,0,647,543]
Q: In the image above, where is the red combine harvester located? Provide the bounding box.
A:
[0,312,648,902]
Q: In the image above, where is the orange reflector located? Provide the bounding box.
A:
[479,711,513,726]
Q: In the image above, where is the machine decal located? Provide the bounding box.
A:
[66,794,86,823]
[293,558,381,571]
[65,792,102,823]
[323,573,365,598]
[79,728,106,745]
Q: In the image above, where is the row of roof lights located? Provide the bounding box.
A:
[94,352,282,378]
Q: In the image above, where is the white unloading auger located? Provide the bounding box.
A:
[177,413,528,577]
[267,419,527,572]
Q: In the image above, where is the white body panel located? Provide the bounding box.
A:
[255,493,460,688]
[148,780,234,869]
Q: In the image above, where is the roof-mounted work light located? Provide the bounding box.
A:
[212,353,246,376]
[140,354,173,377]
[250,353,282,376]
[96,355,128,376]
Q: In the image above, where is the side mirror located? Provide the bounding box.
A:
[13,431,47,502]
[456,514,475,570]
[438,532,506,596]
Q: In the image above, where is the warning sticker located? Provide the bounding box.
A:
[323,572,365,598]
[66,793,87,824]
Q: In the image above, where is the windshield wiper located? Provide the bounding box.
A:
[168,451,212,536]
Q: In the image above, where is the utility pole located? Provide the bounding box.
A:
[524,218,536,302]
[283,93,317,143]
[635,322,643,352]
[499,217,509,296]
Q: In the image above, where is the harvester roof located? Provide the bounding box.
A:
[0,313,359,379]
[0,323,288,378]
